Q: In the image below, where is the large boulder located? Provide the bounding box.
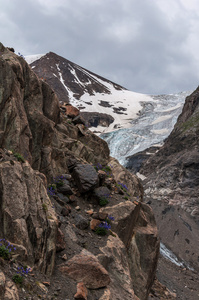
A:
[59,249,110,289]
[72,164,99,193]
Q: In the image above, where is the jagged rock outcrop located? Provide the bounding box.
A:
[0,43,159,300]
[100,202,159,300]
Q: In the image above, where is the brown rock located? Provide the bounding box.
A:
[4,280,19,300]
[90,219,101,231]
[59,249,110,289]
[74,282,88,300]
[98,170,107,185]
[62,253,68,261]
[64,104,79,118]
[86,209,94,215]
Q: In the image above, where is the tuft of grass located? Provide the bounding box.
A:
[42,203,48,212]
[12,274,23,285]
[95,221,111,236]
[13,152,25,163]
[99,197,109,206]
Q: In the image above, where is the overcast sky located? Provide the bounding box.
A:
[1,0,199,95]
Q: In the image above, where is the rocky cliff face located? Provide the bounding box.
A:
[0,43,159,300]
[139,88,199,274]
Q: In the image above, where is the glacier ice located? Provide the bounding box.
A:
[100,91,192,166]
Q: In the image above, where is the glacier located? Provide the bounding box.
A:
[100,91,191,166]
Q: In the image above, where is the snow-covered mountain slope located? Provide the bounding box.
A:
[25,54,45,64]
[26,52,155,132]
[26,52,191,166]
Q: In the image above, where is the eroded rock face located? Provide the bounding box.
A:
[0,154,57,274]
[141,87,199,214]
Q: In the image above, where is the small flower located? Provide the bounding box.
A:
[108,215,115,221]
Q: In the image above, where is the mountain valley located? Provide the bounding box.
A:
[0,44,198,299]
[26,51,199,300]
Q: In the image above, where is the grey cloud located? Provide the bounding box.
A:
[0,0,199,94]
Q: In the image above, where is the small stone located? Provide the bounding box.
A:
[90,219,101,231]
[57,181,73,195]
[86,209,94,215]
[37,282,48,293]
[75,206,81,211]
[74,282,88,300]
[62,254,68,261]
[61,206,71,216]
